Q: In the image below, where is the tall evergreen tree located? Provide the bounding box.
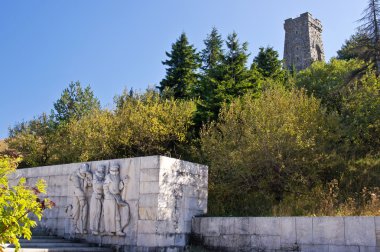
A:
[251,47,283,79]
[201,27,224,71]
[194,28,224,125]
[358,0,380,73]
[217,32,257,100]
[158,33,200,99]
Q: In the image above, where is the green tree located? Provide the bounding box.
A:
[194,28,225,126]
[337,32,372,61]
[341,69,380,157]
[251,46,284,79]
[296,59,366,113]
[7,113,57,167]
[54,90,196,163]
[0,155,53,251]
[158,33,201,99]
[358,0,380,73]
[53,81,100,123]
[201,87,342,216]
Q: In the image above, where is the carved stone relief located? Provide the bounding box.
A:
[103,164,130,236]
[68,163,92,234]
[67,162,130,236]
[89,164,106,235]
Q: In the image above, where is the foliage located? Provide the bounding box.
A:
[7,114,57,167]
[158,33,201,99]
[53,81,100,123]
[251,46,284,80]
[357,0,380,72]
[296,59,367,113]
[337,32,372,61]
[201,87,342,216]
[50,90,196,163]
[0,155,53,251]
[340,69,380,156]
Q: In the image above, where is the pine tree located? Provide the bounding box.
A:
[158,33,200,99]
[358,0,380,73]
[251,47,283,79]
[194,28,224,125]
[53,81,100,123]
[217,32,257,100]
[201,27,224,71]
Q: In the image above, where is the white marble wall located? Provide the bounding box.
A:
[192,216,380,251]
[10,156,208,251]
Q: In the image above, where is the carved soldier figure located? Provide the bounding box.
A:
[103,164,129,236]
[68,163,92,234]
[89,164,106,235]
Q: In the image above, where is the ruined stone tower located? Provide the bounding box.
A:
[283,12,325,71]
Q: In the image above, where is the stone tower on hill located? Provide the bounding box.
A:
[283,12,325,71]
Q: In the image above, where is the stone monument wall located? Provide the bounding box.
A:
[192,216,380,251]
[9,156,208,251]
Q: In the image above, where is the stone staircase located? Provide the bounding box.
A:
[5,233,114,252]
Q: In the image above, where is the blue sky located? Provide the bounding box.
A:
[0,0,367,139]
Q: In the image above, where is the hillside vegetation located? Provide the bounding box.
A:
[5,27,380,216]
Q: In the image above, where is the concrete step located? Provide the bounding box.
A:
[18,239,71,243]
[5,248,113,252]
[4,234,114,252]
[13,243,91,248]
[25,236,59,240]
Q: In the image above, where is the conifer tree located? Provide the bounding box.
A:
[53,81,100,123]
[158,33,200,99]
[252,47,283,79]
[194,28,224,125]
[358,0,380,73]
[217,32,257,101]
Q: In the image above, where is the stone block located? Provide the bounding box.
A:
[234,217,250,234]
[140,181,160,194]
[174,234,188,246]
[375,216,380,231]
[158,194,175,208]
[251,235,280,250]
[140,169,160,182]
[219,218,235,235]
[298,244,329,252]
[203,236,220,248]
[280,217,296,245]
[219,235,236,248]
[141,156,159,169]
[312,217,345,245]
[358,246,378,252]
[345,217,376,246]
[200,218,221,236]
[139,194,158,208]
[328,245,359,252]
[138,207,157,220]
[159,156,179,171]
[138,220,157,234]
[157,207,173,220]
[248,217,256,234]
[137,233,157,247]
[255,217,280,236]
[296,217,313,244]
[192,217,201,234]
[156,220,177,234]
[235,234,251,247]
[156,233,175,246]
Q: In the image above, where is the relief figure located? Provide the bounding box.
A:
[103,164,129,236]
[68,163,92,234]
[89,164,106,235]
